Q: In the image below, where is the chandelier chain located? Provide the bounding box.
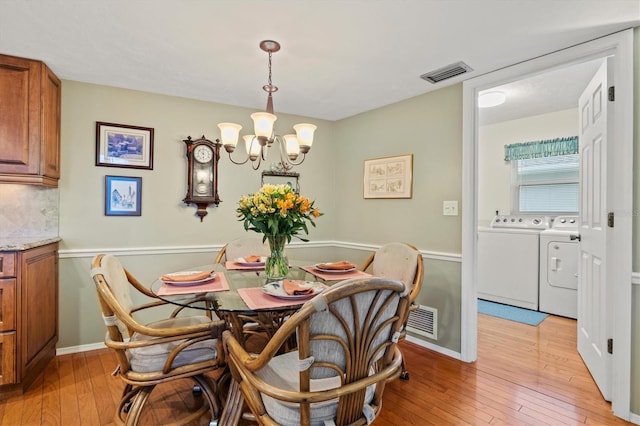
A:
[268,51,272,89]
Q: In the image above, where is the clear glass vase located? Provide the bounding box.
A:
[265,234,289,279]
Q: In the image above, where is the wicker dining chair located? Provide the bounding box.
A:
[90,254,227,425]
[360,242,424,380]
[223,277,409,426]
[214,236,270,264]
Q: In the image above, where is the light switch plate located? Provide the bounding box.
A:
[443,200,458,216]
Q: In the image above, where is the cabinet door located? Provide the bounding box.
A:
[0,332,16,385]
[21,245,58,367]
[0,280,16,332]
[41,63,61,180]
[0,55,40,175]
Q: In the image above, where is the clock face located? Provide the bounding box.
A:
[194,145,213,163]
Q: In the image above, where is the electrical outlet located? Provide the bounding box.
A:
[443,200,458,216]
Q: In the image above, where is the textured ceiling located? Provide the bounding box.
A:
[0,0,638,122]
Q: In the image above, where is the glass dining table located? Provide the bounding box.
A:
[151,260,317,344]
[150,259,372,425]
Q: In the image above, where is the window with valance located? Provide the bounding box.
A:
[506,136,579,214]
[504,136,578,161]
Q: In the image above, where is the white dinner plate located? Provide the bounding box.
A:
[313,263,357,273]
[161,272,217,286]
[234,257,266,266]
[262,281,327,300]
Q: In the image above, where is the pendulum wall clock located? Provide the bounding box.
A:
[182,135,221,221]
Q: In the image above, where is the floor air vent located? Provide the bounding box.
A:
[420,61,473,84]
[406,305,437,340]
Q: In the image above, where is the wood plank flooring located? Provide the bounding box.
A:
[0,313,631,425]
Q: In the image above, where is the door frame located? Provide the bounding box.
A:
[461,29,633,419]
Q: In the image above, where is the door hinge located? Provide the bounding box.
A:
[607,338,613,354]
[608,86,615,101]
[607,212,614,228]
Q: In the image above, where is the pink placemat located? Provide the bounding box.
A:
[225,260,265,271]
[301,266,372,281]
[157,272,230,296]
[237,287,310,310]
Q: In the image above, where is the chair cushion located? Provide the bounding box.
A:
[256,351,375,426]
[127,315,218,373]
[372,243,418,288]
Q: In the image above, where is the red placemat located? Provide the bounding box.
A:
[301,266,372,281]
[237,287,310,310]
[225,260,265,271]
[157,272,230,296]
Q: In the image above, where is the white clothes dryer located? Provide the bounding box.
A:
[539,216,579,319]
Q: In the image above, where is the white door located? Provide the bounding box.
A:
[577,59,611,400]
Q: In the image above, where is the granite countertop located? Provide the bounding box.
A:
[0,237,62,251]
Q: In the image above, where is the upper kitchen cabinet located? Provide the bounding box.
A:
[0,54,61,187]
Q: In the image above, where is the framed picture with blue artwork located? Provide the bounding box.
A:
[105,175,142,216]
[96,122,154,170]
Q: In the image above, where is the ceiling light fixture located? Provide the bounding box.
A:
[217,40,317,171]
[478,91,506,108]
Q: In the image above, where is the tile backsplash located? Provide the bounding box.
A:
[0,185,59,238]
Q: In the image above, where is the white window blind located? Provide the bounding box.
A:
[514,154,579,213]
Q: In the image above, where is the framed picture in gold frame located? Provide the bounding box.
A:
[363,154,413,199]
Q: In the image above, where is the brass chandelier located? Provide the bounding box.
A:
[217,40,317,171]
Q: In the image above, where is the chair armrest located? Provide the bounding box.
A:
[223,330,264,370]
[132,317,225,339]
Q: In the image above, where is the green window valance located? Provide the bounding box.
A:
[504,136,578,161]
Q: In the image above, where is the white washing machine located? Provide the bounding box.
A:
[539,216,579,319]
[478,215,548,310]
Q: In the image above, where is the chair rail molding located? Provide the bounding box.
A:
[59,241,462,263]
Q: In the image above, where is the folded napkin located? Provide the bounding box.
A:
[160,269,214,282]
[315,260,357,270]
[282,279,315,295]
[243,255,263,263]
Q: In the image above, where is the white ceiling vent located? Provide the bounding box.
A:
[420,61,473,84]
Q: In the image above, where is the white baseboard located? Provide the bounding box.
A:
[57,342,106,355]
[405,334,463,361]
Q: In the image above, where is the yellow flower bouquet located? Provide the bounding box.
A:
[237,184,322,278]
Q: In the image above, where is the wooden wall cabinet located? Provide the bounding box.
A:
[0,54,61,187]
[0,243,58,398]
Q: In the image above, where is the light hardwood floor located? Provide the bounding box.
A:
[0,313,631,425]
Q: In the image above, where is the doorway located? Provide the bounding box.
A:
[461,30,633,419]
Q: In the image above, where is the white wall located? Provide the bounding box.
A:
[478,108,578,225]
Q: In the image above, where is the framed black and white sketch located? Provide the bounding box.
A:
[105,175,142,216]
[96,122,154,170]
[363,154,413,199]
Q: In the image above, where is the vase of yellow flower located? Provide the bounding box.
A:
[237,184,322,279]
[265,234,289,279]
